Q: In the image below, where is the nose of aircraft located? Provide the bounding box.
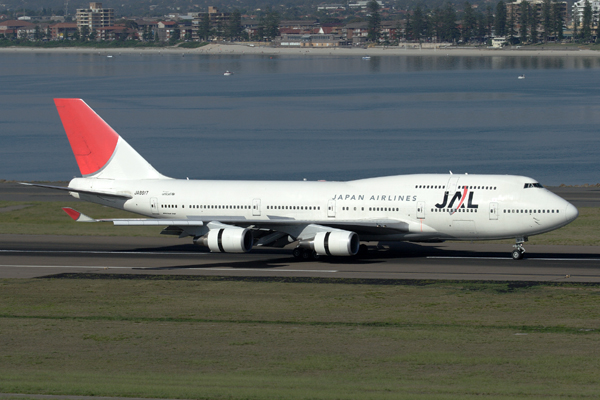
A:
[565,202,579,223]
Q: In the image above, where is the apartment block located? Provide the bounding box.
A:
[76,2,115,32]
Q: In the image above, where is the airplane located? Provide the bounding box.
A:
[24,98,579,261]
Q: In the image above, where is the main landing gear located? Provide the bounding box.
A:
[292,247,321,261]
[512,237,528,260]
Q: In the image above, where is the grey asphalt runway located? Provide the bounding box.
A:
[1,234,599,282]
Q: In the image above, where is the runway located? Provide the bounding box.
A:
[1,234,599,282]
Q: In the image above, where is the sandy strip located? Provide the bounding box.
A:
[1,43,599,57]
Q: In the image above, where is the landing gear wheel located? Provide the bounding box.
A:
[301,249,312,260]
[512,249,524,260]
[512,237,527,260]
[292,247,303,259]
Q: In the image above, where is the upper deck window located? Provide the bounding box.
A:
[524,183,543,189]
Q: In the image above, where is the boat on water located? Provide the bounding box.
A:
[362,56,371,60]
[518,74,525,79]
[224,71,233,76]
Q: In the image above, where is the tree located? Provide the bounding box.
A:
[529,2,538,43]
[507,8,517,43]
[367,0,381,42]
[258,9,280,41]
[410,5,428,43]
[476,11,487,42]
[439,2,459,43]
[519,0,529,42]
[485,4,494,37]
[582,0,593,42]
[34,25,43,40]
[125,20,139,30]
[226,9,243,41]
[541,0,552,42]
[462,1,477,42]
[552,2,564,41]
[198,13,210,41]
[494,1,507,37]
[79,25,90,41]
[171,27,180,42]
[404,11,412,40]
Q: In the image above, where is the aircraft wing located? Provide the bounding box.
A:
[21,183,133,200]
[62,208,408,230]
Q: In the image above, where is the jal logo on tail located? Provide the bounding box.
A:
[435,186,479,214]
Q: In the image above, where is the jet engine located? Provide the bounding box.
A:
[313,230,360,256]
[194,227,254,253]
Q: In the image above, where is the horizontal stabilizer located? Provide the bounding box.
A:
[62,208,98,222]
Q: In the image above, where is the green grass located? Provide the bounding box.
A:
[0,279,599,399]
[0,201,160,236]
[1,200,598,245]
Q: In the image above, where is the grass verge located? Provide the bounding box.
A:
[0,278,599,399]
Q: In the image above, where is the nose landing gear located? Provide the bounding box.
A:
[512,237,527,260]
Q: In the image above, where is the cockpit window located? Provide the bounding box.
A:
[524,183,544,189]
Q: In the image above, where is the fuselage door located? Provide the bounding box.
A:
[446,175,460,194]
[252,198,261,216]
[417,201,425,219]
[327,199,336,218]
[150,197,159,215]
[489,202,498,220]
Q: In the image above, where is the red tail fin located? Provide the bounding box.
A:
[54,99,119,176]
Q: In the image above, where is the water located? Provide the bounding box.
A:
[1,51,599,185]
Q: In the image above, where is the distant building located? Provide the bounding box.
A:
[506,0,568,39]
[157,21,178,41]
[76,2,114,33]
[492,37,507,48]
[276,33,343,47]
[96,25,134,41]
[348,1,384,9]
[191,6,231,40]
[317,4,347,11]
[572,0,600,26]
[50,22,78,39]
[0,20,35,38]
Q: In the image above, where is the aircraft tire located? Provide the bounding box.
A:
[512,249,524,260]
[292,247,303,259]
[301,249,312,260]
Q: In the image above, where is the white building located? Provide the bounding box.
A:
[572,0,600,26]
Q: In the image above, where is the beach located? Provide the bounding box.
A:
[1,42,600,57]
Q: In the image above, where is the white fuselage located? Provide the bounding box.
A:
[69,173,578,243]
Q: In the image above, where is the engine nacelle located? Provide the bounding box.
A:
[313,230,359,256]
[194,227,253,253]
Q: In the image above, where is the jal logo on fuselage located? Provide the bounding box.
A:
[436,186,479,214]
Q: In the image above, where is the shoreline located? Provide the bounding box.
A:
[1,43,600,57]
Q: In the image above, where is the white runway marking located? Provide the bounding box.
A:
[0,249,202,256]
[427,256,600,261]
[0,264,132,269]
[0,265,338,273]
[200,268,338,273]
